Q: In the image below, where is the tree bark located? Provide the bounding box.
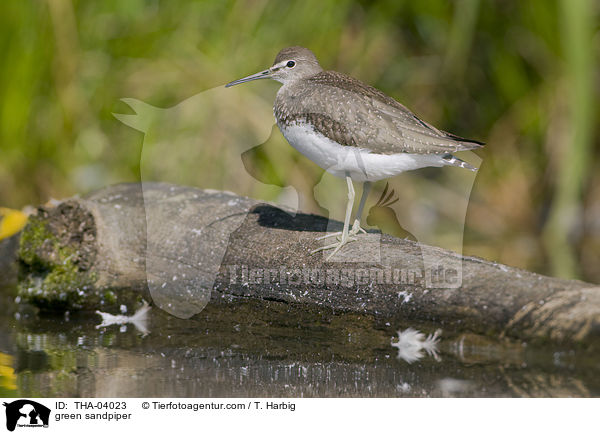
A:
[10,182,600,347]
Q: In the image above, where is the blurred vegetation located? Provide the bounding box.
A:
[0,0,598,282]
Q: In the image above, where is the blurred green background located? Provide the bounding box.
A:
[0,0,598,282]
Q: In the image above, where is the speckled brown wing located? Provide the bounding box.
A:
[274,70,483,155]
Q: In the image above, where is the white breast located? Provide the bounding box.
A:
[278,122,445,182]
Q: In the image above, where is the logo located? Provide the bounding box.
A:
[2,400,50,431]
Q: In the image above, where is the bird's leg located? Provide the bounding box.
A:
[349,181,370,236]
[311,175,356,258]
[316,181,370,241]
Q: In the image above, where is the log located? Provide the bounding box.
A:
[12,182,600,347]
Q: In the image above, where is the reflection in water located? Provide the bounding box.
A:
[437,378,473,397]
[0,292,599,398]
[0,352,17,396]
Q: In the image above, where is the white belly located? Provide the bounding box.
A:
[278,122,445,182]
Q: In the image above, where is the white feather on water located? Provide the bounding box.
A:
[391,327,442,363]
[96,300,151,335]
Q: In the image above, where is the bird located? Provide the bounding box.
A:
[226,46,483,259]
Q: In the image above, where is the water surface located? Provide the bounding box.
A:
[0,289,598,398]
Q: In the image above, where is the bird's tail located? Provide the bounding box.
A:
[442,154,478,171]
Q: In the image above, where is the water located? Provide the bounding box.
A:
[0,289,598,398]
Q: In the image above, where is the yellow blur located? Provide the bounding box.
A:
[0,352,17,390]
[0,207,28,241]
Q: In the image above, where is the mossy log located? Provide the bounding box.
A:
[10,182,600,347]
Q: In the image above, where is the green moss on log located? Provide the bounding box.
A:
[16,210,134,311]
[17,215,95,310]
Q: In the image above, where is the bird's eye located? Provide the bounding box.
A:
[286,61,296,68]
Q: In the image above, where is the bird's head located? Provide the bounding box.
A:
[226,46,323,87]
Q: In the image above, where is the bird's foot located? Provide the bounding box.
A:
[310,235,357,259]
[315,231,343,241]
[315,220,366,241]
[349,221,367,236]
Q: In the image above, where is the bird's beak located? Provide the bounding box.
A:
[225,68,272,88]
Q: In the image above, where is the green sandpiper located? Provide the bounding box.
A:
[226,46,483,259]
